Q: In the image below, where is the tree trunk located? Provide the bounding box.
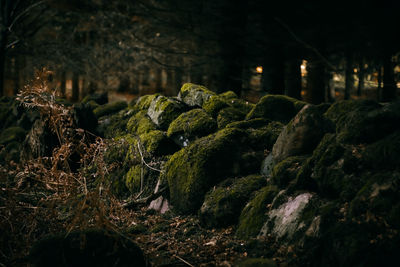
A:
[357,61,365,97]
[381,53,397,102]
[306,58,325,104]
[60,71,66,97]
[174,68,183,95]
[154,68,162,93]
[71,71,79,102]
[377,65,382,101]
[261,45,285,95]
[0,30,6,97]
[284,58,302,99]
[344,54,354,100]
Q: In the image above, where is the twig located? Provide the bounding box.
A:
[174,255,195,267]
[136,141,163,173]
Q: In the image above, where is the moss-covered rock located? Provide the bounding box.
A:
[125,164,147,193]
[236,185,279,239]
[97,109,133,138]
[127,110,157,135]
[228,98,255,115]
[226,118,269,129]
[202,96,230,118]
[133,94,159,112]
[167,109,217,145]
[246,94,306,123]
[199,175,267,228]
[147,95,186,130]
[165,128,248,214]
[219,90,238,100]
[272,104,333,164]
[28,229,146,267]
[0,126,26,145]
[235,258,277,267]
[93,101,127,118]
[178,83,216,107]
[217,107,247,129]
[271,155,309,188]
[245,121,284,151]
[81,92,108,105]
[139,130,179,156]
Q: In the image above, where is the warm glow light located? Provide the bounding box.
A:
[256,66,263,73]
[300,64,306,70]
[301,90,306,96]
[353,68,358,73]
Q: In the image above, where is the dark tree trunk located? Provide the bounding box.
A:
[357,61,365,97]
[174,68,183,95]
[71,71,79,102]
[154,68,162,93]
[60,71,66,97]
[0,30,6,97]
[344,54,354,100]
[306,58,325,104]
[261,45,285,95]
[381,53,397,102]
[377,65,382,101]
[285,59,302,99]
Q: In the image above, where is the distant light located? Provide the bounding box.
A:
[300,64,306,70]
[353,68,358,73]
[155,32,160,37]
[301,90,306,96]
[256,66,263,73]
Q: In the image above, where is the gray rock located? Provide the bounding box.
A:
[147,95,186,129]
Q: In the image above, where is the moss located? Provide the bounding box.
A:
[219,90,238,100]
[81,92,108,105]
[125,165,147,193]
[271,155,309,188]
[229,98,255,115]
[202,96,230,117]
[165,128,247,214]
[199,175,267,228]
[97,109,131,138]
[245,121,284,151]
[127,110,157,135]
[236,185,279,239]
[178,83,216,107]
[93,101,127,118]
[133,94,159,112]
[0,126,26,145]
[235,258,277,267]
[167,109,217,140]
[147,95,186,129]
[139,130,179,156]
[86,100,100,110]
[217,107,247,129]
[324,99,380,125]
[226,118,269,129]
[246,94,306,123]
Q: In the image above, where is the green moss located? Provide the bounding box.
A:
[235,258,277,267]
[245,121,284,150]
[139,130,179,156]
[147,95,185,129]
[93,101,127,118]
[165,128,247,214]
[132,94,159,111]
[199,175,267,228]
[219,90,238,100]
[86,100,100,110]
[217,107,247,129]
[178,83,216,107]
[125,165,147,193]
[202,96,230,117]
[271,155,309,188]
[324,99,380,124]
[229,98,255,115]
[226,118,269,129]
[236,185,279,239]
[127,110,157,135]
[167,109,217,140]
[0,126,26,145]
[246,94,306,123]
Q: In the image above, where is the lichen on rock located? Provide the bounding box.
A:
[178,83,216,107]
[147,95,186,130]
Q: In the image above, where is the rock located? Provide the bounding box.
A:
[199,175,267,228]
[132,94,159,112]
[217,107,247,129]
[0,126,26,145]
[226,118,269,129]
[272,104,333,164]
[28,229,147,267]
[270,155,308,188]
[81,92,108,105]
[148,196,170,214]
[219,90,238,100]
[167,109,217,147]
[235,258,277,267]
[260,154,274,177]
[236,185,279,239]
[165,128,248,214]
[97,109,134,138]
[246,94,306,123]
[93,101,127,118]
[139,130,179,156]
[147,95,186,130]
[245,121,284,151]
[178,83,216,107]
[127,110,157,136]
[259,192,315,240]
[72,103,98,133]
[202,95,230,118]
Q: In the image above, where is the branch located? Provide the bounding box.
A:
[274,17,337,71]
[8,0,46,31]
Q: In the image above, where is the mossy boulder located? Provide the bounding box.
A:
[167,109,217,146]
[178,83,216,107]
[97,109,134,138]
[127,110,157,135]
[147,95,186,130]
[245,121,284,151]
[228,98,255,115]
[133,94,159,112]
[226,118,269,129]
[81,92,108,105]
[271,155,309,188]
[139,130,179,156]
[235,258,277,267]
[199,175,267,228]
[28,229,146,267]
[246,94,306,123]
[325,99,400,144]
[202,96,230,118]
[72,103,98,133]
[236,185,279,239]
[219,90,238,100]
[93,101,127,118]
[125,164,148,193]
[217,107,247,129]
[165,128,248,214]
[272,104,333,164]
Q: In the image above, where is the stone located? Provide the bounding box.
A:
[147,95,186,130]
[178,83,216,107]
[93,101,127,118]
